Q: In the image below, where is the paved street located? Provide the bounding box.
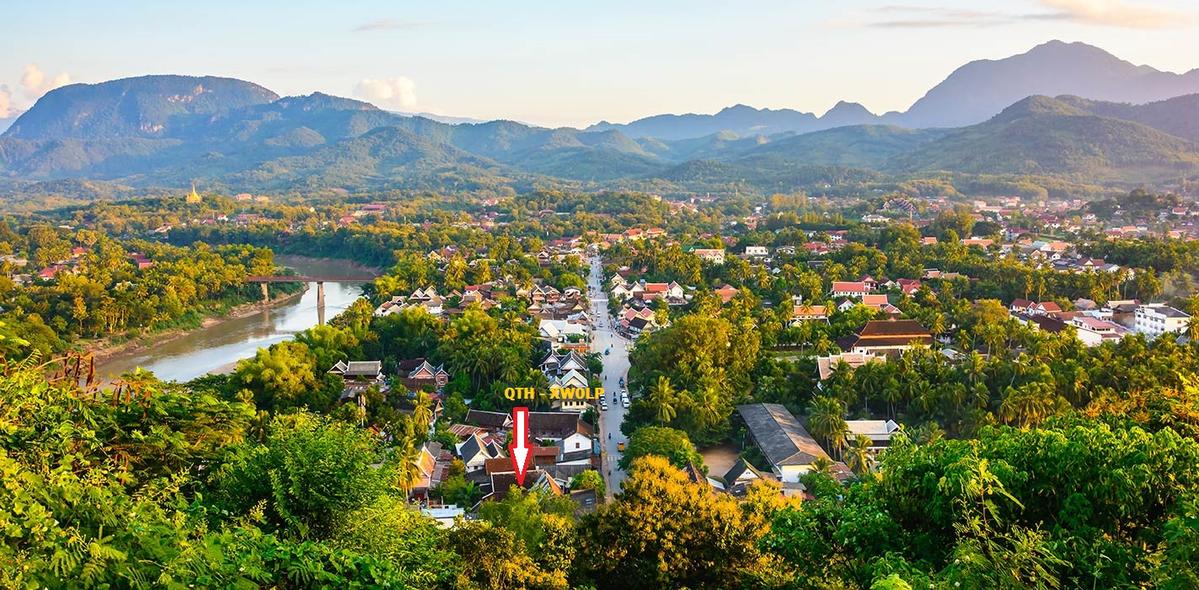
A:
[587,254,630,498]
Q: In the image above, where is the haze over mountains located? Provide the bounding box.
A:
[3,40,1199,196]
[590,41,1199,139]
[0,116,19,135]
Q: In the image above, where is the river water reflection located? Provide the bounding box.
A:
[94,256,369,383]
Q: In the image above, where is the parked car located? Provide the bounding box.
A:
[617,442,625,452]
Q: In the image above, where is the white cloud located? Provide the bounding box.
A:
[1038,0,1190,29]
[20,64,71,101]
[853,1,1190,29]
[0,85,13,118]
[354,77,418,109]
[865,6,1015,28]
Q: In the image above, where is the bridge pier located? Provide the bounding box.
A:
[247,275,365,324]
[316,281,326,325]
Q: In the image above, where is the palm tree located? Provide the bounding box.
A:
[963,350,987,388]
[695,385,724,430]
[649,375,678,424]
[998,384,1055,429]
[412,391,434,436]
[392,440,422,500]
[827,362,856,406]
[807,396,848,458]
[929,314,946,340]
[828,422,850,460]
[845,434,875,476]
[1185,295,1199,342]
[856,362,886,415]
[910,422,945,445]
[811,456,834,476]
[914,379,942,416]
[882,378,906,420]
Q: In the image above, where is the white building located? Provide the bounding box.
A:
[693,248,726,265]
[845,420,902,451]
[1134,304,1191,338]
[611,283,633,301]
[830,281,870,298]
[816,352,882,381]
[1068,316,1129,347]
[421,505,465,528]
[538,319,589,342]
[528,412,594,451]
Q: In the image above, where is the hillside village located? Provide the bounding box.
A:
[6,178,1199,590]
[155,189,1196,524]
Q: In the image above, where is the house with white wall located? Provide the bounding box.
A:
[1134,304,1191,338]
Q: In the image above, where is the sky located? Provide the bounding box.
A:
[2,0,1198,128]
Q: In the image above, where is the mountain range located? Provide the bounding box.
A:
[3,40,1199,197]
[590,41,1199,139]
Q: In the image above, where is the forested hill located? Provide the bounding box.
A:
[887,96,1199,182]
[5,71,1199,197]
[3,75,280,140]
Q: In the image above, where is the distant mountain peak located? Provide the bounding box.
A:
[718,104,758,114]
[1017,39,1153,72]
[897,40,1199,128]
[1030,39,1094,51]
[589,103,818,140]
[1026,39,1121,58]
[823,101,874,117]
[4,74,279,140]
[819,101,877,127]
[991,95,1087,123]
[274,93,378,112]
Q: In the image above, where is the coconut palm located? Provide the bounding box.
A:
[391,440,422,499]
[998,383,1056,429]
[412,391,434,435]
[649,375,679,424]
[856,362,887,415]
[911,379,937,416]
[807,396,848,458]
[845,434,875,475]
[882,378,906,420]
[963,350,987,388]
[929,314,946,339]
[1185,295,1199,342]
[811,456,834,476]
[695,385,725,430]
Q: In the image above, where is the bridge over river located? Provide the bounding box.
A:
[246,274,376,325]
[94,257,377,383]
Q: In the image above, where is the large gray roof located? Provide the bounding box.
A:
[332,360,382,377]
[737,403,829,467]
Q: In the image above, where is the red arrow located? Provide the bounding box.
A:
[509,406,531,486]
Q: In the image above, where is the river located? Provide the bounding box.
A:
[94,256,371,383]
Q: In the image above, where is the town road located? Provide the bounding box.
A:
[588,254,630,498]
